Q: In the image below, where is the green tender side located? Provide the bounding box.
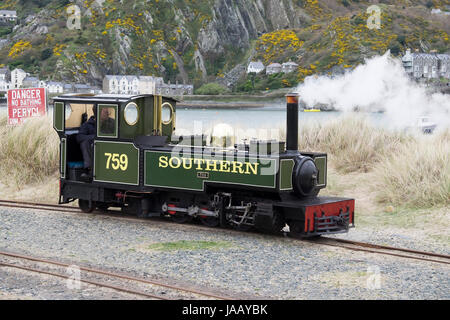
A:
[280,159,294,190]
[53,102,64,132]
[315,156,327,187]
[60,138,66,179]
[94,141,140,185]
[145,151,278,191]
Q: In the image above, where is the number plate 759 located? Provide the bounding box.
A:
[104,153,128,171]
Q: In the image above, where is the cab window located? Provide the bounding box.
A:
[98,104,118,137]
[65,103,95,129]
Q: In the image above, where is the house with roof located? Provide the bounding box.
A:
[63,83,74,93]
[266,63,282,75]
[22,76,40,88]
[11,68,28,88]
[402,49,450,79]
[247,61,265,74]
[0,67,10,91]
[103,75,192,96]
[282,61,299,74]
[103,75,139,95]
[0,10,17,22]
[155,81,194,96]
[47,81,64,94]
[0,67,10,81]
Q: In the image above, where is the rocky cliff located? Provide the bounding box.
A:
[0,0,448,88]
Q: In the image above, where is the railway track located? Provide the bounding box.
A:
[0,251,233,300]
[1,199,449,266]
[311,238,450,265]
[0,199,80,214]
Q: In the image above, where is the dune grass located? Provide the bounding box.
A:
[371,131,449,208]
[297,115,411,173]
[0,113,59,188]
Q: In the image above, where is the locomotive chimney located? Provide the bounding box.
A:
[286,93,299,152]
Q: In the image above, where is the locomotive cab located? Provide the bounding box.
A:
[53,94,177,182]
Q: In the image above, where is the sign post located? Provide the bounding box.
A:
[7,88,47,125]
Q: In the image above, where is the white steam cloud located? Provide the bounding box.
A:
[295,52,450,129]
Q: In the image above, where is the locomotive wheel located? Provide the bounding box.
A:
[256,211,285,235]
[171,213,192,224]
[79,199,94,213]
[199,216,219,227]
[287,220,306,239]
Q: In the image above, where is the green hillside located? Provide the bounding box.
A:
[0,0,448,91]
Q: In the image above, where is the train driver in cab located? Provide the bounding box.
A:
[77,105,97,179]
[99,107,115,135]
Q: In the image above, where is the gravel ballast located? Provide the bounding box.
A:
[0,207,448,299]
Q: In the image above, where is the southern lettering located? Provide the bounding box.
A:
[159,156,260,175]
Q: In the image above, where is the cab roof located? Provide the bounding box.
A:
[53,93,178,103]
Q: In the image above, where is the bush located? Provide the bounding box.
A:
[41,48,52,60]
[0,27,12,37]
[195,83,229,95]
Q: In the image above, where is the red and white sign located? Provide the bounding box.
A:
[7,88,47,125]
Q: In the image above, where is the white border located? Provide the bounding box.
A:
[124,102,139,126]
[93,141,140,186]
[60,138,66,179]
[161,102,174,125]
[143,150,278,191]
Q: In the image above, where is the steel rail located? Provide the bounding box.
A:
[0,261,167,300]
[331,238,450,260]
[1,199,449,266]
[0,200,79,214]
[316,238,450,265]
[0,251,232,300]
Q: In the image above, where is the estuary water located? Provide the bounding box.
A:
[175,103,386,134]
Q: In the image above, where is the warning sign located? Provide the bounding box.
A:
[7,88,47,125]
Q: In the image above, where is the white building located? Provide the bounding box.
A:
[0,10,17,22]
[266,63,282,75]
[155,82,194,96]
[0,68,10,91]
[402,49,450,79]
[0,67,9,81]
[247,61,265,74]
[281,61,299,74]
[11,68,27,88]
[47,81,64,94]
[103,75,192,96]
[63,83,74,93]
[22,76,40,88]
[104,75,139,95]
[138,76,157,95]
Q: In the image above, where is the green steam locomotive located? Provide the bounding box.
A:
[53,93,354,237]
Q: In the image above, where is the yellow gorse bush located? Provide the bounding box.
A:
[8,41,32,58]
[256,30,304,63]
